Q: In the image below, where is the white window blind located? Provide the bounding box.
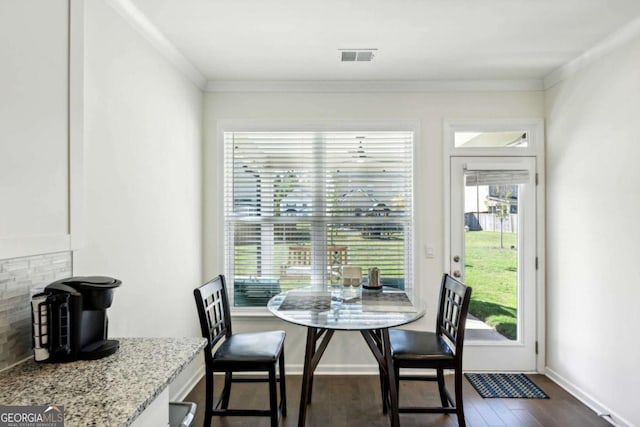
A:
[464,169,530,186]
[224,131,414,307]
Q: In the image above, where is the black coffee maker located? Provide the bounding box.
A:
[31,276,121,362]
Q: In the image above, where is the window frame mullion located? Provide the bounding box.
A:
[310,132,328,287]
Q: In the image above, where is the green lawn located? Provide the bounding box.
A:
[464,230,518,340]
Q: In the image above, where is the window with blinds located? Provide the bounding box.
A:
[224,130,414,307]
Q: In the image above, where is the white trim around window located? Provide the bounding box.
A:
[218,120,419,314]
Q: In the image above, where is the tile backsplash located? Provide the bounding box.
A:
[0,251,72,370]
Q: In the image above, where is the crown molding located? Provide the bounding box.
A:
[205,79,543,93]
[105,0,206,90]
[543,16,640,90]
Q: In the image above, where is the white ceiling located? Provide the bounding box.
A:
[128,0,640,83]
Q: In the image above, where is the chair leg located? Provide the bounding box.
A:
[394,363,400,408]
[221,371,232,409]
[436,368,449,407]
[279,351,287,416]
[269,365,278,427]
[204,372,213,427]
[454,368,466,427]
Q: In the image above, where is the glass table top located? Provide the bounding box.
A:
[267,286,426,330]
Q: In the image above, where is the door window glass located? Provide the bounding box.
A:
[463,169,529,341]
[455,131,528,148]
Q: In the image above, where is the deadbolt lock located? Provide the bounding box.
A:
[453,255,460,262]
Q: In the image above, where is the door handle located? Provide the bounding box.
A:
[452,270,461,278]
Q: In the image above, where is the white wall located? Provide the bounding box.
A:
[545,35,640,427]
[75,0,203,339]
[204,90,544,372]
[0,0,69,257]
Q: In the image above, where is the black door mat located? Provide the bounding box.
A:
[465,373,549,398]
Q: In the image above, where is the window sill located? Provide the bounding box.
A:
[230,307,274,318]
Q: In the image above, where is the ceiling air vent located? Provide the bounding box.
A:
[339,49,377,62]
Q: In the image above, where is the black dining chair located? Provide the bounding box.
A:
[386,273,472,426]
[194,274,286,427]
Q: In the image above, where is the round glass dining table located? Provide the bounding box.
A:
[268,286,426,427]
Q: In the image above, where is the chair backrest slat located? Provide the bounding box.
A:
[194,275,233,367]
[436,274,472,359]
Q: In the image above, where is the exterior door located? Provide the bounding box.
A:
[450,156,537,371]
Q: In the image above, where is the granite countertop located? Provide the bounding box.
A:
[0,337,206,426]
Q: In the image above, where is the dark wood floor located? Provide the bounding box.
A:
[184,374,609,427]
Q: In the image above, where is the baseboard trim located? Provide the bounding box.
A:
[280,364,443,376]
[287,364,380,375]
[172,364,205,402]
[545,367,630,427]
[200,364,447,378]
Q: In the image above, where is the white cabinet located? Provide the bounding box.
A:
[0,0,70,258]
[131,389,170,427]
